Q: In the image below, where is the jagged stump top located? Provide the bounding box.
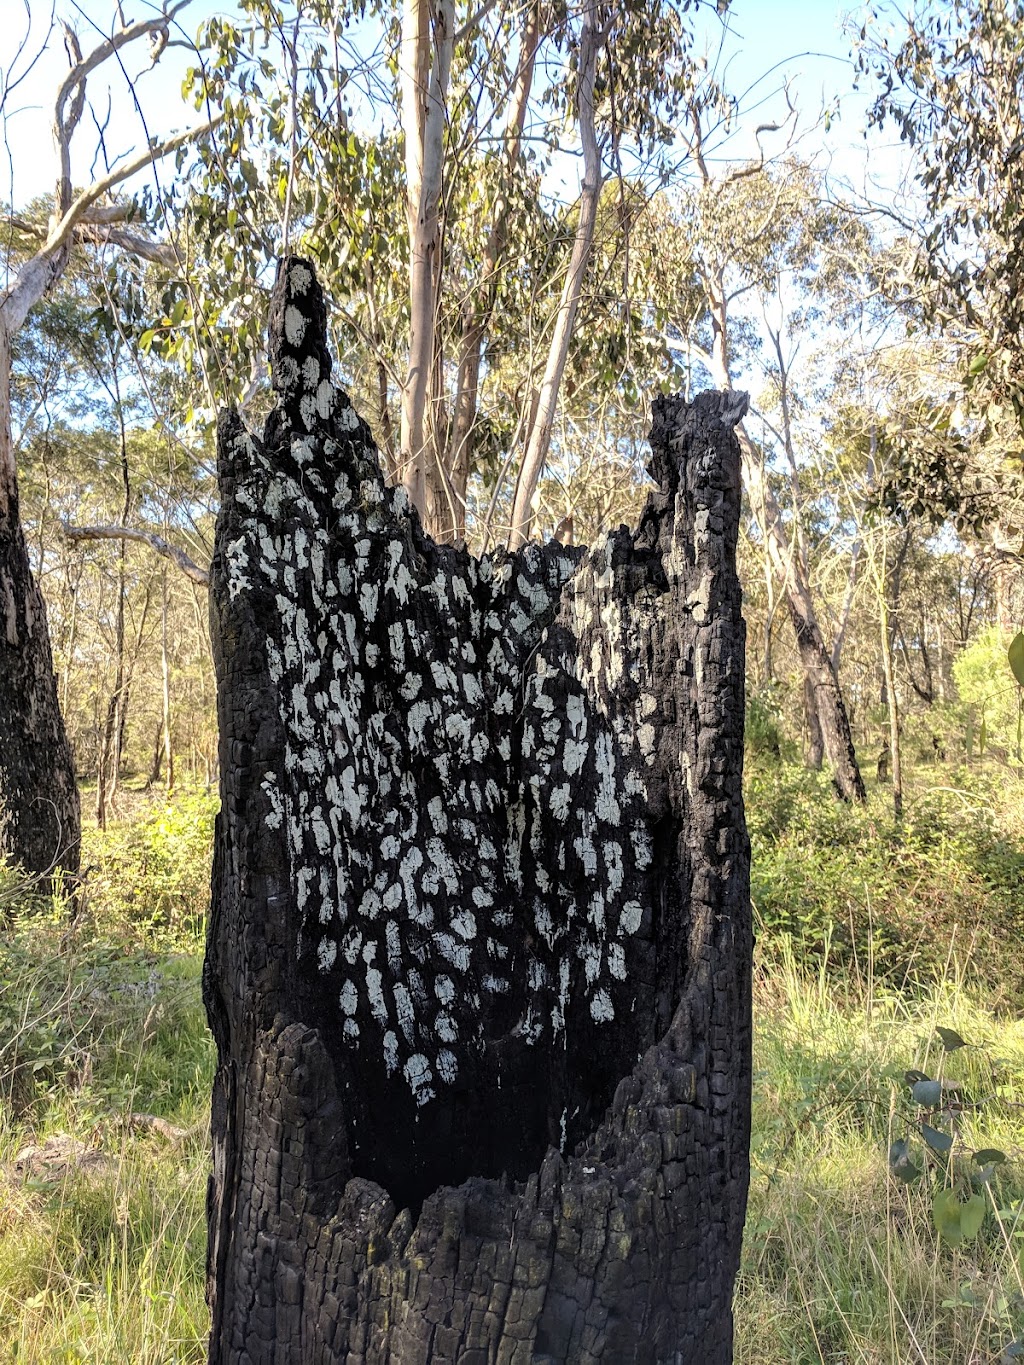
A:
[206,256,751,1365]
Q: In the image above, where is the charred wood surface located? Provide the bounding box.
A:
[205,257,751,1363]
[0,482,80,885]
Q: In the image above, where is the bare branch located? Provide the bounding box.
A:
[72,223,175,264]
[2,114,219,332]
[53,0,192,133]
[45,115,220,260]
[63,523,209,584]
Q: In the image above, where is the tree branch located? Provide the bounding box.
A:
[63,523,209,584]
[2,115,219,333]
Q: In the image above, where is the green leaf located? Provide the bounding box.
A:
[974,1149,1007,1166]
[912,1079,942,1107]
[139,328,157,353]
[960,1193,986,1238]
[968,352,990,375]
[936,1026,968,1051]
[922,1122,953,1154]
[1009,633,1024,687]
[889,1137,920,1184]
[933,1188,963,1244]
[905,1069,930,1086]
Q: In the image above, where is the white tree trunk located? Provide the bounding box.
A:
[508,0,603,548]
[399,0,454,532]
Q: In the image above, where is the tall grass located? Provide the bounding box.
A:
[738,951,1024,1363]
[0,769,1021,1362]
[0,789,214,1363]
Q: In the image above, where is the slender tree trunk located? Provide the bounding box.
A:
[879,595,903,820]
[0,323,80,882]
[508,0,602,548]
[204,259,751,1363]
[399,0,454,532]
[160,568,174,791]
[96,551,126,828]
[445,0,540,543]
[804,674,824,770]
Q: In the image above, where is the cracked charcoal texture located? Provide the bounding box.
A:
[204,256,751,1364]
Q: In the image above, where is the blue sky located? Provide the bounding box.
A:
[0,0,911,221]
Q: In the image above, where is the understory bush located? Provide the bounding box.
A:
[82,786,218,945]
[747,760,1024,1004]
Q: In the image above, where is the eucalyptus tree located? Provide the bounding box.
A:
[659,130,868,800]
[858,0,1024,564]
[172,0,720,545]
[0,0,218,883]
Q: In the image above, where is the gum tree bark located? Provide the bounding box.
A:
[205,257,752,1364]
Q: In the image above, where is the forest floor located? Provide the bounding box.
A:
[1,762,1023,1363]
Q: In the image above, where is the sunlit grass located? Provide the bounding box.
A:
[737,953,1024,1364]
[0,771,1022,1362]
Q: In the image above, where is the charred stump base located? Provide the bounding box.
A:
[205,257,751,1364]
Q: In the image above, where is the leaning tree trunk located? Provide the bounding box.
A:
[204,258,752,1364]
[0,333,80,886]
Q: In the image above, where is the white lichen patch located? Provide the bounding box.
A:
[284,304,307,347]
[589,989,614,1023]
[436,1049,458,1084]
[289,262,313,294]
[403,1053,434,1106]
[619,900,643,936]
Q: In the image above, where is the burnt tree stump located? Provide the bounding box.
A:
[205,257,751,1364]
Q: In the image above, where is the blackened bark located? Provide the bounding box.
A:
[787,603,866,803]
[803,674,824,771]
[0,483,80,884]
[205,258,751,1363]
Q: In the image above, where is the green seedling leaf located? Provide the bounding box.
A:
[1010,633,1024,687]
[912,1079,943,1107]
[936,1026,968,1051]
[933,1188,964,1244]
[969,352,990,375]
[974,1149,1007,1166]
[922,1122,954,1154]
[889,1138,920,1183]
[960,1194,987,1238]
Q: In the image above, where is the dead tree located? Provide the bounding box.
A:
[205,258,752,1364]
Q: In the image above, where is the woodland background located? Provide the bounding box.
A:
[3,0,1024,1360]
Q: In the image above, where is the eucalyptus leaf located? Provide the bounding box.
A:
[912,1079,942,1107]
[936,1026,967,1051]
[960,1193,987,1238]
[1009,633,1024,687]
[974,1148,1007,1166]
[922,1122,953,1154]
[889,1137,920,1183]
[933,1188,963,1244]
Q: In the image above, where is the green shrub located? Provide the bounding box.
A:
[83,788,218,944]
[953,625,1023,761]
[746,683,797,763]
[747,761,1024,1002]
